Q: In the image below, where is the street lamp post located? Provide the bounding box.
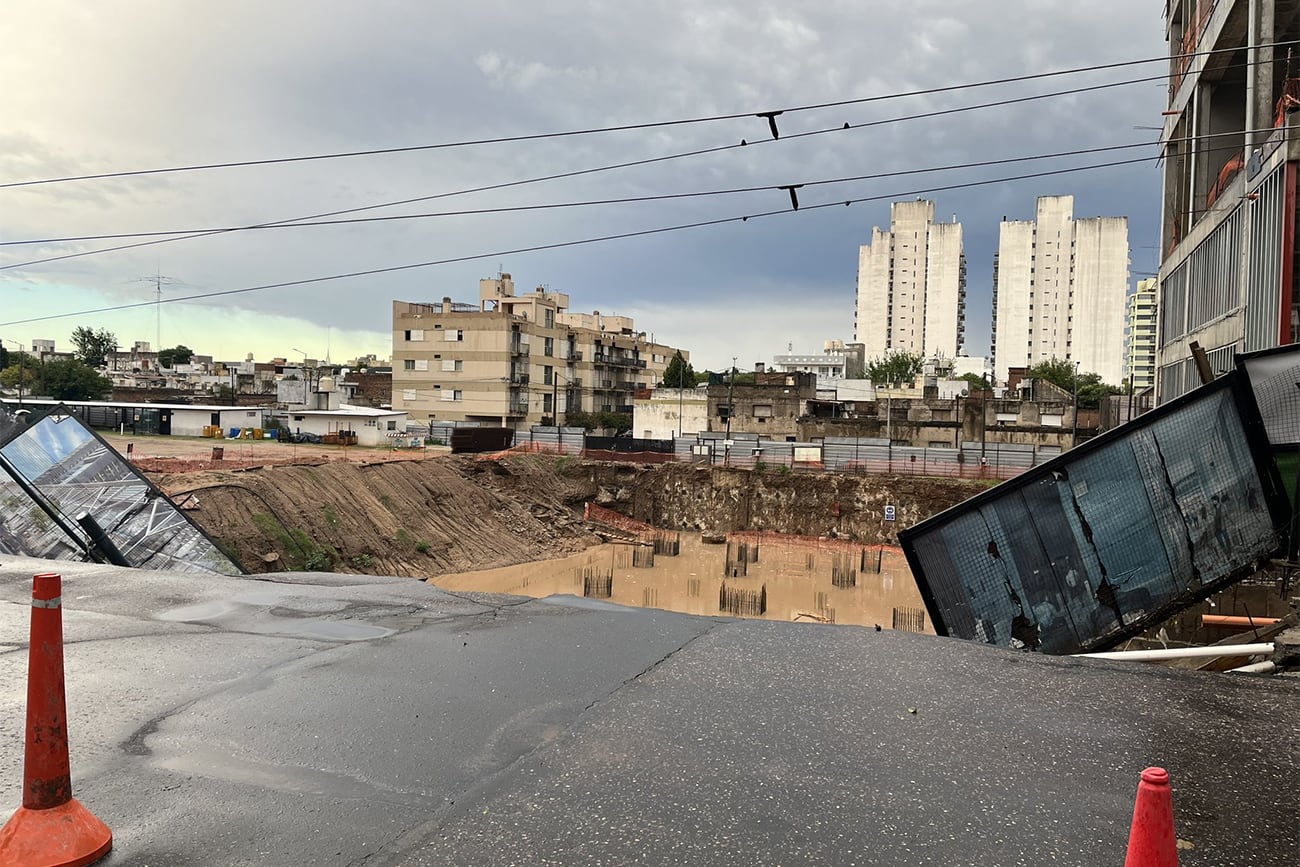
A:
[724,357,737,464]
[1071,360,1081,448]
[980,373,989,463]
[678,353,684,438]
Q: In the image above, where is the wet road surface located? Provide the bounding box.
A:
[0,557,1295,865]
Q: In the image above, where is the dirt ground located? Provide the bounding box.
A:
[112,434,603,577]
[113,433,987,588]
[100,432,447,471]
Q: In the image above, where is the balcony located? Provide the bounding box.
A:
[507,401,530,416]
[509,342,530,357]
[566,351,583,362]
[509,372,530,386]
[565,378,583,389]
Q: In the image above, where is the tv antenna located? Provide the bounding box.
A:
[127,270,184,351]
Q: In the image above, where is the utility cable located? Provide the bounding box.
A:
[0,146,1220,329]
[0,59,1264,272]
[0,39,1290,191]
[0,126,1279,248]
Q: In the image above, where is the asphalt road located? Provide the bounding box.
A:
[0,557,1296,866]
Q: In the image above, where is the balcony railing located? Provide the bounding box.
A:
[510,342,530,357]
[507,401,530,415]
[566,351,583,362]
[510,373,530,385]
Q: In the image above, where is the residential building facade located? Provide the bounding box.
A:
[1126,279,1158,390]
[992,195,1129,386]
[1156,0,1300,401]
[392,273,683,427]
[854,200,967,360]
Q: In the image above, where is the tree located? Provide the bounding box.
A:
[660,351,696,389]
[1026,358,1119,410]
[955,372,987,391]
[0,342,8,371]
[0,361,37,392]
[70,326,117,368]
[157,345,194,369]
[1025,358,1078,393]
[36,359,112,400]
[565,410,632,435]
[864,350,924,386]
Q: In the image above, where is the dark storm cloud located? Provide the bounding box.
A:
[1,1,1165,367]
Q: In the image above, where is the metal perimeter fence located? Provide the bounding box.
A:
[476,426,1050,482]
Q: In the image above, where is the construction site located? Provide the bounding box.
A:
[1,346,1299,865]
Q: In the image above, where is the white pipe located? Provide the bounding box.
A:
[1229,660,1277,675]
[1075,643,1274,662]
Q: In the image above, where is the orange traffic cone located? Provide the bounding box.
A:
[0,573,112,867]
[1123,766,1178,867]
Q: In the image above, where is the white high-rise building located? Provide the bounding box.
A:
[991,195,1129,386]
[854,200,966,360]
[1126,279,1157,391]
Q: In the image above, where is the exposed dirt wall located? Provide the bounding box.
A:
[582,462,986,545]
[149,452,988,577]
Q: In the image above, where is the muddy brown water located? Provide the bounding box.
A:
[432,533,932,632]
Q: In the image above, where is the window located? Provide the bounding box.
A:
[402,389,416,401]
[444,329,463,342]
[753,404,773,418]
[543,365,553,385]
[404,329,424,341]
[387,420,398,430]
[414,359,429,372]
[440,390,462,402]
[441,359,462,372]
[544,337,554,357]
[404,359,416,371]
[364,419,377,427]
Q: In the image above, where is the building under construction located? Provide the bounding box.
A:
[1157,0,1300,399]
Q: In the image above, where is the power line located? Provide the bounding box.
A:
[1,39,1289,192]
[0,60,1256,272]
[0,139,1193,245]
[0,148,1194,329]
[1,126,1277,249]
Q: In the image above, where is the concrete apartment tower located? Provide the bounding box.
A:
[1127,278,1158,391]
[854,200,967,361]
[1156,0,1300,401]
[991,195,1129,386]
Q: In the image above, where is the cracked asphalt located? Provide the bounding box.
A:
[0,557,1296,865]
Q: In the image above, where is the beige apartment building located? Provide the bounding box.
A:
[392,273,685,427]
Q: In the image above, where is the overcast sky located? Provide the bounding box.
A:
[0,1,1168,372]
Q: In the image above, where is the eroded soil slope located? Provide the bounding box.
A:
[152,454,603,576]
[147,451,988,577]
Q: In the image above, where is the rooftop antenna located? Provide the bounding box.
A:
[128,270,182,351]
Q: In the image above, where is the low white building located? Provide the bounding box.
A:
[280,405,409,447]
[632,388,709,439]
[8,399,266,437]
